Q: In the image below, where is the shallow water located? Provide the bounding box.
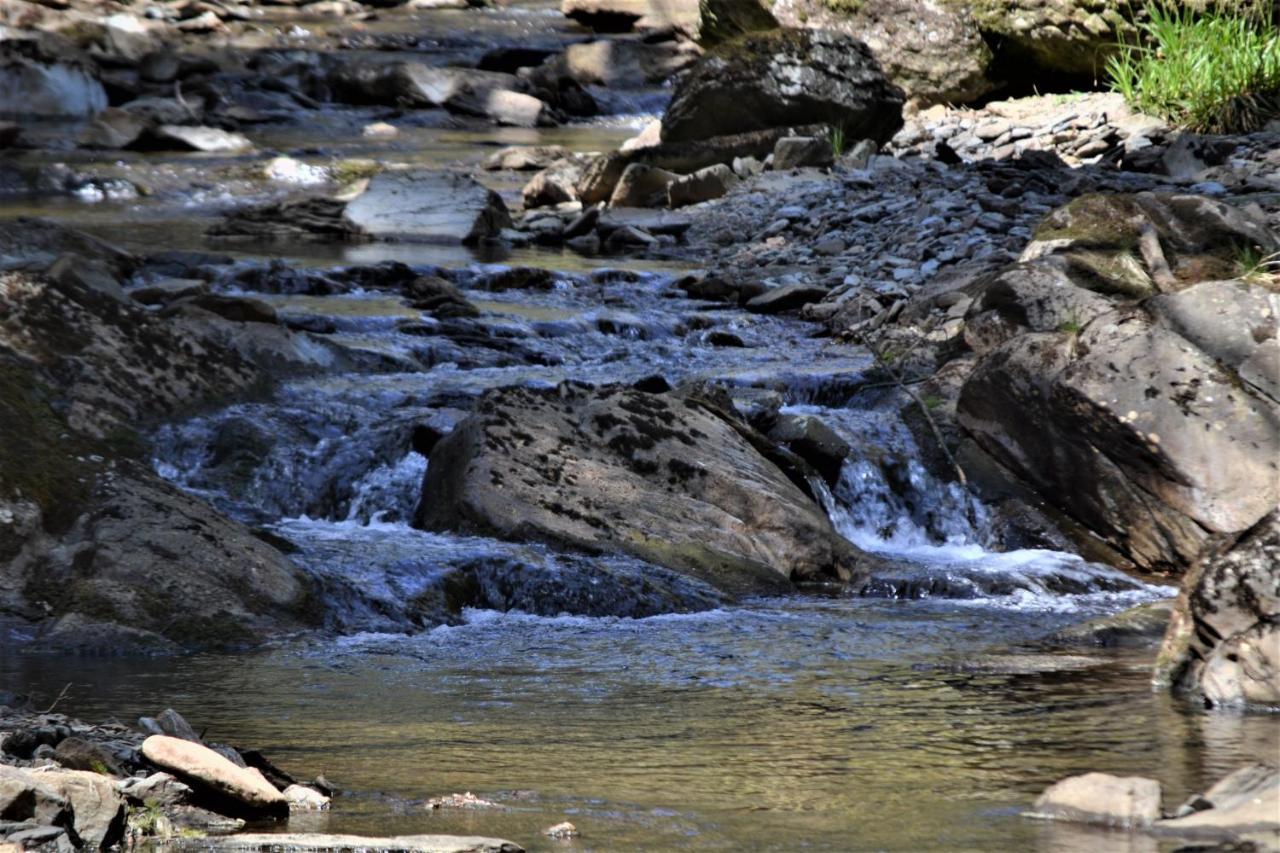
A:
[4,2,1277,850]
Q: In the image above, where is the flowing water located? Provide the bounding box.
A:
[4,2,1277,850]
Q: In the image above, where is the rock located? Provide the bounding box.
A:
[1030,772,1162,828]
[0,766,70,828]
[78,108,148,149]
[53,737,123,775]
[404,276,479,319]
[343,171,511,244]
[1021,193,1278,298]
[138,50,180,84]
[118,773,192,807]
[560,0,698,34]
[414,383,869,596]
[1153,764,1280,842]
[542,39,696,88]
[958,312,1280,573]
[1155,512,1280,709]
[1049,600,1174,648]
[597,207,693,237]
[602,224,657,251]
[283,785,330,811]
[0,40,106,117]
[146,125,253,153]
[745,283,829,314]
[766,414,850,485]
[771,136,833,170]
[772,0,994,105]
[483,145,568,171]
[37,769,127,849]
[0,122,18,148]
[329,63,557,127]
[1148,279,1280,404]
[660,29,904,145]
[362,122,398,138]
[578,126,810,204]
[967,0,1139,77]
[523,156,590,208]
[130,278,209,306]
[666,164,737,207]
[169,834,523,852]
[46,253,128,303]
[619,119,661,152]
[608,163,678,208]
[543,822,579,839]
[151,709,201,743]
[698,0,778,44]
[141,736,286,816]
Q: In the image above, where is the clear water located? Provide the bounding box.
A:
[4,2,1276,850]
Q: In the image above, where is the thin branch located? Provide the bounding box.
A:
[42,683,72,714]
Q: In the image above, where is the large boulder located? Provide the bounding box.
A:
[1155,512,1280,709]
[770,0,995,105]
[1030,772,1163,828]
[414,383,870,596]
[0,242,318,652]
[955,194,1280,574]
[967,0,1138,77]
[342,171,512,244]
[141,736,287,816]
[660,28,904,145]
[0,39,106,118]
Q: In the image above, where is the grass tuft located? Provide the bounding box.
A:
[1106,1,1280,133]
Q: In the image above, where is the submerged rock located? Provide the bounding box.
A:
[660,29,904,145]
[343,171,512,244]
[415,383,870,597]
[169,834,523,853]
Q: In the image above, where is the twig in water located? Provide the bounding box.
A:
[43,683,72,714]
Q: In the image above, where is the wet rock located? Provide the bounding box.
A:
[603,224,656,251]
[1030,772,1162,828]
[1152,764,1280,842]
[542,39,696,88]
[1049,600,1174,648]
[597,207,692,238]
[415,382,870,597]
[0,39,106,118]
[343,171,511,244]
[0,217,134,276]
[362,122,398,138]
[145,125,253,153]
[1156,511,1280,709]
[78,108,148,149]
[283,785,330,811]
[169,833,523,852]
[661,29,904,145]
[771,136,833,170]
[620,119,661,152]
[666,164,737,208]
[46,253,127,303]
[745,283,829,314]
[138,50,180,84]
[772,0,994,105]
[328,63,557,127]
[766,414,850,485]
[141,710,201,744]
[543,822,578,839]
[608,163,678,208]
[404,275,479,319]
[482,145,568,171]
[141,735,287,816]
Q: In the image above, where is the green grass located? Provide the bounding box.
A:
[827,124,847,157]
[1237,244,1280,284]
[1106,1,1280,133]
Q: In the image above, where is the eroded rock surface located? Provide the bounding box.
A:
[415,382,870,596]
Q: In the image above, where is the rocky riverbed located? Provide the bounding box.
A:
[1,0,1278,849]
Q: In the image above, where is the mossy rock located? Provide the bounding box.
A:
[0,360,99,533]
[698,0,778,45]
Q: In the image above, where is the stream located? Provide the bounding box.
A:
[2,2,1274,850]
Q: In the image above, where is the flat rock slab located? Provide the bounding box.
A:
[169,834,524,853]
[342,171,512,244]
[142,736,286,814]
